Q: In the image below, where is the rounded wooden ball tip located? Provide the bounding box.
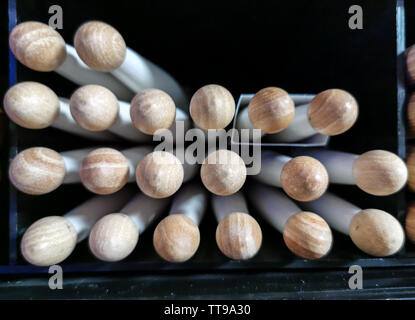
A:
[130,89,176,135]
[407,45,415,84]
[281,156,328,202]
[153,214,200,263]
[216,212,262,260]
[201,150,246,196]
[405,201,415,243]
[9,147,66,195]
[407,146,415,192]
[9,21,66,72]
[283,211,332,260]
[350,209,405,257]
[80,148,129,195]
[407,93,415,138]
[353,150,408,196]
[21,216,77,266]
[136,151,184,198]
[70,85,119,131]
[248,87,295,134]
[308,89,358,135]
[74,21,126,72]
[89,213,139,262]
[4,82,60,129]
[189,84,235,130]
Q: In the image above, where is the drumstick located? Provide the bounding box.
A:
[252,151,328,202]
[247,183,332,260]
[89,193,170,262]
[295,149,408,196]
[406,44,415,85]
[212,192,262,260]
[20,188,134,266]
[407,93,415,139]
[201,149,246,196]
[3,82,117,141]
[406,145,415,192]
[153,182,207,263]
[405,200,415,243]
[300,192,405,257]
[9,21,134,101]
[74,21,187,107]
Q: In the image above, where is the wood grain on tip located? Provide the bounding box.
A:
[136,151,184,198]
[80,148,129,195]
[350,209,405,257]
[201,150,246,196]
[70,85,119,131]
[216,212,262,260]
[9,21,66,71]
[248,87,295,134]
[153,214,200,263]
[130,89,176,135]
[190,84,235,130]
[4,82,60,129]
[281,156,328,202]
[74,21,126,72]
[9,147,66,195]
[21,216,77,266]
[89,213,139,262]
[283,211,332,260]
[353,150,408,196]
[308,89,358,135]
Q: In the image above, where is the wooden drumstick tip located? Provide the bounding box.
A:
[406,146,415,192]
[21,216,77,266]
[9,147,66,195]
[130,89,176,135]
[4,82,60,129]
[281,156,328,202]
[405,201,415,243]
[153,214,200,263]
[283,211,332,260]
[248,87,295,134]
[407,44,415,84]
[407,94,415,138]
[190,84,235,130]
[9,21,66,72]
[70,85,119,131]
[353,150,408,196]
[201,150,246,196]
[350,209,405,257]
[89,213,139,262]
[80,148,129,195]
[308,89,358,135]
[74,21,126,72]
[216,212,262,260]
[136,151,184,198]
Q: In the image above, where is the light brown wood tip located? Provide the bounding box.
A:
[350,209,405,257]
[281,156,328,202]
[89,213,139,262]
[248,87,294,134]
[9,147,66,195]
[70,85,119,131]
[353,150,408,196]
[9,21,66,72]
[21,216,77,266]
[406,201,415,243]
[80,148,129,195]
[283,211,332,260]
[4,82,60,129]
[407,146,415,192]
[201,150,246,196]
[136,151,184,198]
[190,84,235,130]
[407,93,415,138]
[74,21,126,72]
[216,212,262,260]
[308,89,358,135]
[130,89,176,135]
[153,214,200,263]
[407,45,415,84]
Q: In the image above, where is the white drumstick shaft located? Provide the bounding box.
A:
[253,151,291,187]
[248,183,301,233]
[212,192,249,222]
[61,148,94,184]
[122,193,170,234]
[56,45,134,101]
[168,182,208,225]
[122,146,153,182]
[300,192,361,235]
[65,188,135,242]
